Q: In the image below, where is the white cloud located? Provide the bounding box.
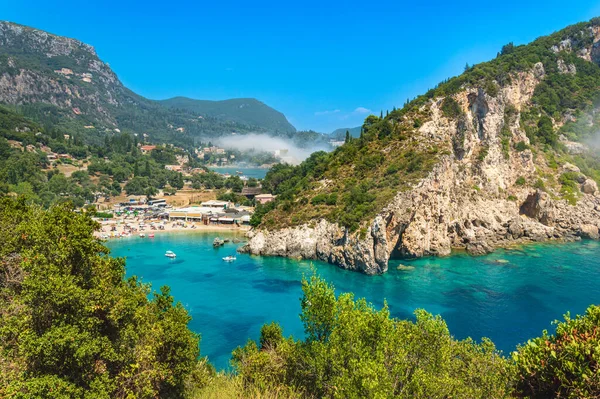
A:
[353,107,372,114]
[315,109,341,116]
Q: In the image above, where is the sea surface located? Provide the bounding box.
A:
[107,234,600,370]
[209,166,268,179]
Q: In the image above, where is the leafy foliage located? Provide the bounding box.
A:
[0,199,199,398]
[513,305,600,398]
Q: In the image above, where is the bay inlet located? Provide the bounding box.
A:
[107,234,600,370]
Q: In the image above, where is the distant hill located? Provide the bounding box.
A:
[330,126,361,140]
[159,97,296,135]
[0,21,292,146]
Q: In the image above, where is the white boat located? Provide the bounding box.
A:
[165,250,177,258]
[222,255,236,262]
[139,233,146,238]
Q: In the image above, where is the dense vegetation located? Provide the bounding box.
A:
[159,97,296,135]
[0,199,199,398]
[0,22,295,148]
[1,201,599,398]
[254,114,441,231]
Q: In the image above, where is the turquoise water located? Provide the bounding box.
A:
[209,166,268,179]
[107,234,600,370]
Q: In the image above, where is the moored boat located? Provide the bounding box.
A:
[165,250,176,258]
[222,255,236,262]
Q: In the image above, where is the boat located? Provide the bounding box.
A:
[139,233,146,238]
[148,233,155,238]
[222,255,236,262]
[165,250,176,258]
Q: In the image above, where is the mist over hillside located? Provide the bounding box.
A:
[213,133,331,165]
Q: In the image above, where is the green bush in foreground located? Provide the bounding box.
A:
[1,199,600,398]
[513,305,600,398]
[0,198,199,398]
[232,275,513,398]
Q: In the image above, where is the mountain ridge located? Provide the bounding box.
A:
[0,21,294,145]
[159,96,296,134]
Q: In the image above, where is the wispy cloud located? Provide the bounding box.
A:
[353,107,372,114]
[315,109,341,116]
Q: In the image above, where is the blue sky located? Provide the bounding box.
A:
[3,0,600,132]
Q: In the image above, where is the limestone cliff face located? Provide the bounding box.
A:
[0,21,125,124]
[242,54,600,274]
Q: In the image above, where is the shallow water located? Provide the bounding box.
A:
[208,166,267,179]
[107,235,600,370]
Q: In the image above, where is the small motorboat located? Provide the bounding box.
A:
[165,250,176,258]
[139,233,146,238]
[222,255,236,262]
[148,233,155,238]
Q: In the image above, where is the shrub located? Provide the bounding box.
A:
[513,305,600,398]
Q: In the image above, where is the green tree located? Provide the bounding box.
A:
[0,199,199,398]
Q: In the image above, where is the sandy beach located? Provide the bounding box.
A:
[94,217,250,239]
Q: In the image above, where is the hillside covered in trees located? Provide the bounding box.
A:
[0,200,599,398]
[243,18,600,274]
[0,21,296,147]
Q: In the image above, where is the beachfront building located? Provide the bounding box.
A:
[167,206,210,222]
[167,205,251,225]
[201,200,230,209]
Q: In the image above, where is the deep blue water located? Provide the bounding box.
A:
[107,234,600,370]
[209,166,268,179]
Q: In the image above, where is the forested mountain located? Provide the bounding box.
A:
[244,18,600,274]
[330,126,361,140]
[159,97,296,135]
[0,21,293,146]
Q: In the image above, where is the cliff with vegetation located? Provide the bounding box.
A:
[243,18,600,274]
[0,21,295,146]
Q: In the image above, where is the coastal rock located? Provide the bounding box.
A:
[579,224,600,240]
[582,179,598,195]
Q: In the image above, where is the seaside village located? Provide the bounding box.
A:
[89,143,278,240]
[95,193,276,240]
[5,126,281,239]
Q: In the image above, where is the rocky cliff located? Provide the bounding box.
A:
[241,19,600,274]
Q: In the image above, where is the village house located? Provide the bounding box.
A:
[241,187,262,199]
[255,194,275,204]
[140,145,156,154]
[165,165,182,172]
